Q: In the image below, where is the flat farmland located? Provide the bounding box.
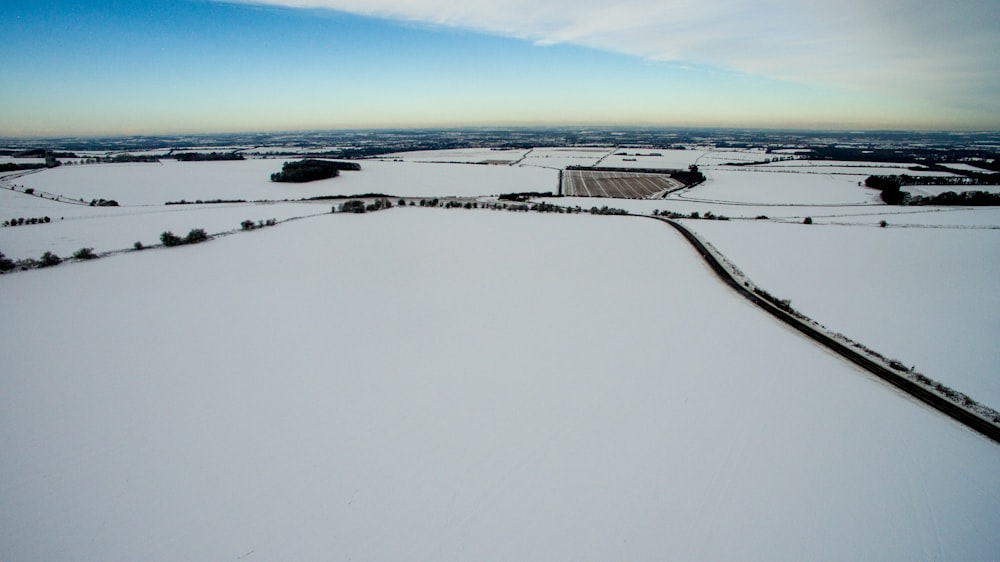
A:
[563,169,683,198]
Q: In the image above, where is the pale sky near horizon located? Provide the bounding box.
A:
[2,0,998,137]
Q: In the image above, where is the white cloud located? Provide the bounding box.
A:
[223,0,999,116]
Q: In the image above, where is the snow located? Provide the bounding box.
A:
[904,184,1000,197]
[541,195,1000,227]
[0,194,330,260]
[376,147,530,163]
[2,209,999,560]
[601,149,707,169]
[680,168,882,205]
[939,162,993,173]
[683,219,1000,408]
[519,147,614,168]
[14,159,558,205]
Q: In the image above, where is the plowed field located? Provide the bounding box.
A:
[563,169,682,198]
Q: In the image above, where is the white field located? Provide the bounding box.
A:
[0,156,46,166]
[2,209,999,560]
[542,194,1000,226]
[376,147,530,163]
[601,149,707,169]
[0,187,330,260]
[681,169,881,205]
[238,146,353,155]
[13,159,557,205]
[519,147,614,168]
[756,159,956,175]
[682,218,1000,408]
[940,162,992,173]
[2,159,557,260]
[904,184,1000,197]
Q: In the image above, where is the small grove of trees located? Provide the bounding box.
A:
[271,159,361,183]
[241,218,277,230]
[652,210,730,221]
[160,228,211,247]
[0,249,100,272]
[338,198,393,213]
[589,206,629,215]
[498,191,554,202]
[4,216,51,227]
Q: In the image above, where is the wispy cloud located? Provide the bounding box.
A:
[220,0,999,117]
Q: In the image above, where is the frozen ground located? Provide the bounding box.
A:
[939,162,992,173]
[0,186,329,260]
[2,159,555,261]
[684,168,882,205]
[2,210,998,560]
[904,184,1000,197]
[541,195,1000,226]
[13,159,557,205]
[519,146,614,169]
[375,147,530,163]
[683,218,1000,408]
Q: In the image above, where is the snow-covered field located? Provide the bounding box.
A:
[601,149,706,169]
[684,168,882,205]
[939,162,992,173]
[754,159,956,176]
[904,184,1000,197]
[519,147,613,168]
[2,209,998,560]
[12,159,557,205]
[683,218,1000,408]
[376,147,530,163]
[2,149,998,559]
[0,188,329,260]
[1,159,555,260]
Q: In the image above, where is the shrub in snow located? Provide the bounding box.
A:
[0,251,14,272]
[134,241,144,251]
[39,251,62,268]
[241,220,256,231]
[73,247,99,260]
[803,216,813,225]
[184,228,210,244]
[160,231,182,247]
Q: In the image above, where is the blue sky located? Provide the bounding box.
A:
[2,0,997,136]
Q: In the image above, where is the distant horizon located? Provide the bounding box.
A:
[5,123,1000,144]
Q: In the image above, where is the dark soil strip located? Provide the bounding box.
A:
[647,215,1000,445]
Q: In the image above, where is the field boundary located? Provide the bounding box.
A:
[646,214,1000,444]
